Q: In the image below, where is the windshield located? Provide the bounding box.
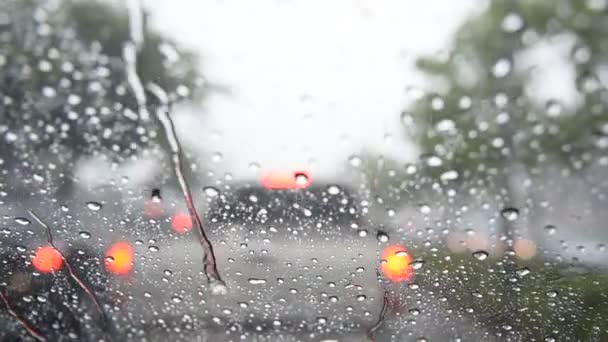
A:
[1,0,607,341]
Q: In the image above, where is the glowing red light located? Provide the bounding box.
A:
[105,242,133,275]
[32,246,63,273]
[171,213,193,234]
[381,245,414,282]
[260,170,311,189]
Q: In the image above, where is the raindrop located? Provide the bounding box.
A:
[472,250,489,261]
[492,58,511,78]
[86,201,102,211]
[546,290,558,298]
[376,231,389,243]
[151,188,162,202]
[356,294,367,301]
[410,259,425,270]
[348,155,362,167]
[5,132,17,143]
[211,152,223,163]
[171,295,183,303]
[500,207,519,221]
[545,100,563,118]
[435,119,456,134]
[211,281,228,295]
[327,185,341,195]
[148,246,159,252]
[294,172,309,186]
[358,229,368,237]
[544,224,556,235]
[421,154,442,167]
[14,217,31,226]
[79,231,91,239]
[419,204,431,214]
[248,278,267,285]
[440,170,459,181]
[203,186,220,197]
[516,267,531,277]
[501,12,524,32]
[400,111,415,127]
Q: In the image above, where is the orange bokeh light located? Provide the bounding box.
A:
[32,246,63,273]
[260,170,311,189]
[171,213,193,234]
[105,242,133,275]
[381,245,414,282]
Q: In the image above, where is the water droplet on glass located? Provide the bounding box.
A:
[410,259,425,270]
[472,250,489,261]
[211,281,228,295]
[211,152,223,163]
[501,12,524,32]
[544,224,556,235]
[86,201,102,211]
[348,155,362,167]
[546,290,558,298]
[151,188,162,202]
[419,204,431,214]
[421,154,442,167]
[248,278,267,285]
[14,217,31,226]
[203,186,219,197]
[492,58,511,78]
[327,185,341,195]
[545,100,563,118]
[148,246,159,252]
[500,207,519,221]
[294,173,309,186]
[516,267,531,277]
[79,231,91,239]
[440,170,459,181]
[376,231,389,243]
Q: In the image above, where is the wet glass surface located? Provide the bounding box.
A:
[1,0,608,341]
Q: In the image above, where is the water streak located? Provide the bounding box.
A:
[124,0,149,121]
[123,42,149,121]
[28,211,110,325]
[0,291,47,341]
[147,83,225,292]
[367,289,389,341]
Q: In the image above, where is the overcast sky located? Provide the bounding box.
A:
[146,0,479,181]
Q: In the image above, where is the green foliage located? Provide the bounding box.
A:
[409,0,608,177]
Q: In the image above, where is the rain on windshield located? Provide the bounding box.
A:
[1,0,608,341]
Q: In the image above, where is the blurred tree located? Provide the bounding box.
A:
[0,0,204,199]
[408,0,608,240]
[406,0,608,339]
